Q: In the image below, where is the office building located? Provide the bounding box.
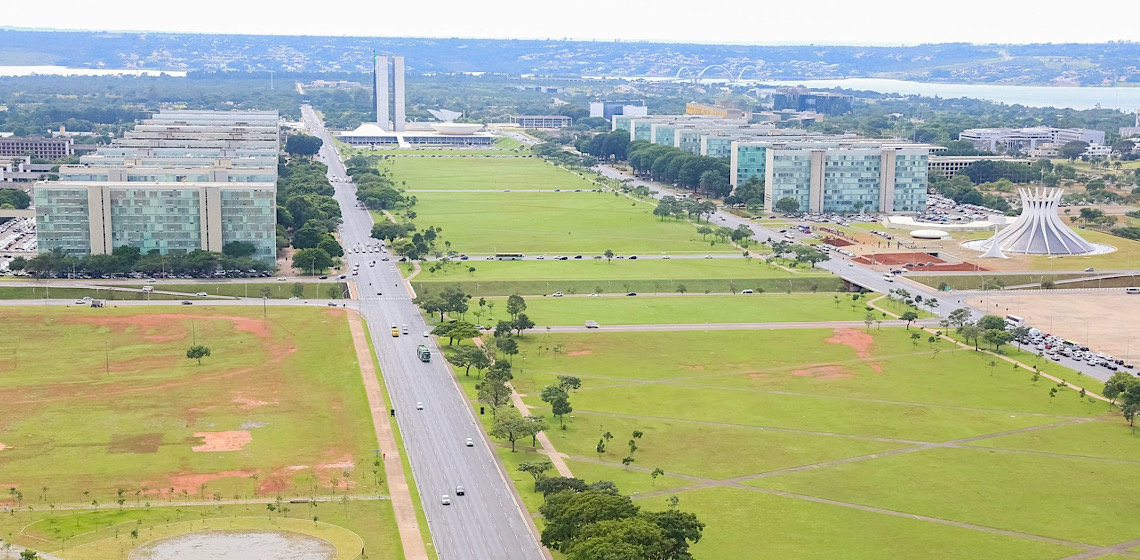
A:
[510,115,572,129]
[958,127,1105,152]
[589,100,647,121]
[772,89,853,116]
[728,139,931,214]
[34,110,279,261]
[373,54,406,132]
[927,155,1032,179]
[685,102,746,119]
[0,137,73,158]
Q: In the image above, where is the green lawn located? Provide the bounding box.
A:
[409,192,748,255]
[967,416,1140,461]
[640,487,1078,560]
[411,257,841,295]
[749,446,1140,546]
[0,286,192,300]
[490,294,873,325]
[389,156,598,190]
[0,501,402,560]
[1026,228,1140,271]
[0,306,381,504]
[113,281,349,299]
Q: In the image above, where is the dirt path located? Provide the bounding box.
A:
[346,310,428,560]
[472,338,573,478]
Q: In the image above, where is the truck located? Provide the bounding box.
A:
[417,345,431,362]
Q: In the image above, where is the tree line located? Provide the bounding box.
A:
[275,148,344,273]
[10,243,270,278]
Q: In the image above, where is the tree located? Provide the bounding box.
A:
[900,311,919,329]
[565,516,669,560]
[910,331,921,349]
[641,509,706,559]
[1103,372,1137,407]
[774,197,800,214]
[285,133,323,157]
[506,294,527,319]
[959,323,984,350]
[222,241,256,258]
[20,550,38,560]
[513,313,536,335]
[291,283,305,298]
[541,385,573,428]
[518,460,554,482]
[675,284,687,295]
[186,345,211,365]
[535,476,588,497]
[945,308,972,330]
[540,490,639,552]
[975,314,1005,331]
[490,409,530,452]
[604,249,615,262]
[447,345,484,375]
[1059,140,1089,160]
[292,248,333,272]
[477,377,512,414]
[496,336,520,362]
[558,376,582,391]
[433,321,480,345]
[525,415,548,448]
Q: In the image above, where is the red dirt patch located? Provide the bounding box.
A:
[567,350,592,356]
[233,396,276,409]
[855,252,986,272]
[747,373,768,380]
[790,365,854,379]
[826,329,875,359]
[163,470,259,495]
[191,430,252,452]
[869,362,883,373]
[679,365,705,370]
[0,443,7,452]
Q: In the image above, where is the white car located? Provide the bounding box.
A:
[587,293,599,297]
[74,299,86,304]
[536,255,546,260]
[705,255,713,259]
[465,438,474,447]
[423,331,430,337]
[277,276,287,282]
[441,495,451,505]
[196,292,208,297]
[416,402,424,410]
[552,292,564,297]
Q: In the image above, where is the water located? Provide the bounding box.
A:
[584,75,1140,111]
[0,65,186,77]
[758,78,1140,111]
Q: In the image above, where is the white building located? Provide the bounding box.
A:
[958,127,1105,152]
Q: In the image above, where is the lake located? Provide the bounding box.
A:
[0,65,186,77]
[753,78,1140,111]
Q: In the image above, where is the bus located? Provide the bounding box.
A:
[1005,314,1024,326]
[494,253,525,261]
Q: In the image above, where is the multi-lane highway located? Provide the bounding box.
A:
[302,106,545,560]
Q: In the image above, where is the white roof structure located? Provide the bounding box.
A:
[977,188,1095,256]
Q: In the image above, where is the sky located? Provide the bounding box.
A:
[5,0,1138,45]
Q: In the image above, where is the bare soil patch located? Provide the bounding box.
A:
[233,396,276,409]
[790,365,854,380]
[567,350,592,356]
[679,364,705,370]
[869,362,884,373]
[192,430,252,452]
[826,328,875,359]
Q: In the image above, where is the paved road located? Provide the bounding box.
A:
[304,106,545,560]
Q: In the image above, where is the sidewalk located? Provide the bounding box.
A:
[346,310,428,560]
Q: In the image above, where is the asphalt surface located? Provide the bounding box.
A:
[304,106,545,560]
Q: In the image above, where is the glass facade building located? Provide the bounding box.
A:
[34,110,280,262]
[33,188,91,255]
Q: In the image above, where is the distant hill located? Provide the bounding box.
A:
[1,29,1138,85]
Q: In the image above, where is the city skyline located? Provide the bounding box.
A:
[5,0,1138,46]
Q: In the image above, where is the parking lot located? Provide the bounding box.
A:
[966,290,1140,368]
[0,216,35,253]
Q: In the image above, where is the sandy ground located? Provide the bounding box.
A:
[130,531,334,560]
[826,328,875,358]
[966,291,1140,361]
[192,431,252,452]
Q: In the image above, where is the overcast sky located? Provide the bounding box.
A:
[6,0,1137,45]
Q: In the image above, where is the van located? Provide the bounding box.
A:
[142,286,154,292]
[1126,287,1140,295]
[740,289,754,294]
[883,274,894,282]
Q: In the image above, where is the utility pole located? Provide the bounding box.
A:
[105,341,109,375]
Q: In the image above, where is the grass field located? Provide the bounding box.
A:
[482,294,875,325]
[409,192,746,255]
[0,286,193,300]
[0,501,402,560]
[455,327,1134,558]
[388,157,598,190]
[410,258,841,296]
[0,306,382,505]
[113,281,350,300]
